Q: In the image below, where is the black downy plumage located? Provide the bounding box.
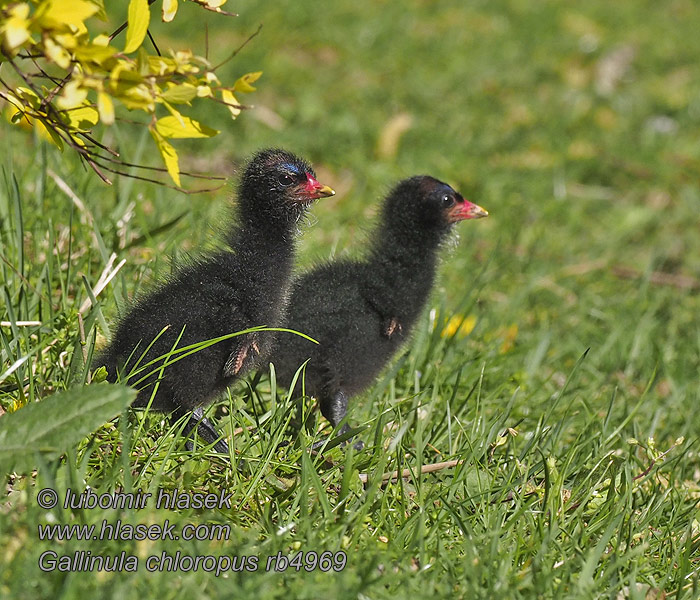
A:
[268,176,488,447]
[96,149,334,453]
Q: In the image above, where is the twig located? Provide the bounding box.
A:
[147,30,161,57]
[91,152,226,180]
[4,61,112,183]
[40,69,74,111]
[358,459,463,485]
[90,157,225,194]
[612,266,699,290]
[209,96,250,110]
[213,24,262,71]
[30,57,63,86]
[559,259,608,277]
[108,21,128,42]
[81,155,113,185]
[193,1,238,17]
[77,132,120,158]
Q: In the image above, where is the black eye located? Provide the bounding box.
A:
[441,193,454,207]
[278,173,294,186]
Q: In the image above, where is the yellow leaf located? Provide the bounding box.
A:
[110,60,142,84]
[150,128,181,186]
[93,34,110,47]
[221,89,240,119]
[5,104,27,126]
[161,101,185,124]
[54,32,78,50]
[36,117,65,149]
[6,100,65,149]
[113,83,154,111]
[160,83,198,103]
[43,37,72,69]
[202,0,227,8]
[57,80,88,110]
[97,92,114,125]
[1,3,32,53]
[74,43,118,66]
[70,133,86,148]
[233,71,262,93]
[124,0,150,54]
[5,101,34,131]
[171,50,200,74]
[14,87,40,108]
[63,105,99,130]
[154,115,218,138]
[148,56,177,76]
[162,0,178,22]
[36,0,99,28]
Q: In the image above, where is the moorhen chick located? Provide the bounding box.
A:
[96,148,334,453]
[268,175,487,448]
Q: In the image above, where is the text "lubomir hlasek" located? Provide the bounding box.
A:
[62,488,232,510]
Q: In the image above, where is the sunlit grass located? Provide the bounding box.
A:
[1,0,699,597]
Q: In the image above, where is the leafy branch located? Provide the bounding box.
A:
[0,0,260,189]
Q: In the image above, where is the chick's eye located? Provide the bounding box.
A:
[441,193,454,206]
[278,173,294,186]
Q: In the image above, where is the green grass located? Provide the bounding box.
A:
[1,0,699,598]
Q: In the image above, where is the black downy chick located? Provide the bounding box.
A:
[96,149,334,453]
[268,176,487,447]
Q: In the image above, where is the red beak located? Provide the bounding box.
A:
[302,173,335,199]
[448,199,489,222]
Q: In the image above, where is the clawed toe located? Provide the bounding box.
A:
[176,407,230,457]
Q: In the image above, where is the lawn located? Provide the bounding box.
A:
[1,0,699,598]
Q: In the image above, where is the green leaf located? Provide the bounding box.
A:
[73,43,119,66]
[62,104,99,130]
[154,115,219,138]
[0,384,135,476]
[150,126,181,186]
[233,71,262,93]
[161,83,198,104]
[124,0,150,54]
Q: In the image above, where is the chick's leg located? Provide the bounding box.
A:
[173,407,230,455]
[321,389,348,429]
[317,390,364,451]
